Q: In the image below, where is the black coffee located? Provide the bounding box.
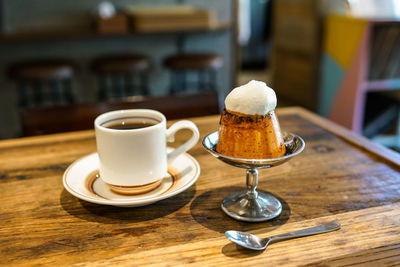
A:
[107,121,155,130]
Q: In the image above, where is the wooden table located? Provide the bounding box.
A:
[1,107,399,266]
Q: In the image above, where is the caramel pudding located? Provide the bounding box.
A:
[216,80,286,159]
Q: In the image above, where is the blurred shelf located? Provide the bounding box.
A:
[320,14,400,134]
[364,78,400,91]
[0,21,231,43]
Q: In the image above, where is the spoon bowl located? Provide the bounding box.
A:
[225,230,268,250]
[225,221,341,251]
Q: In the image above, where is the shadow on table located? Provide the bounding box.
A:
[221,242,264,258]
[190,186,290,234]
[59,185,196,224]
[190,186,291,258]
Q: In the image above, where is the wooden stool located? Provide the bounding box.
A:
[163,53,223,94]
[91,54,151,100]
[8,60,76,107]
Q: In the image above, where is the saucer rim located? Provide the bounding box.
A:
[63,150,200,207]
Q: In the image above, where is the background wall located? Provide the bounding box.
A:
[0,0,235,139]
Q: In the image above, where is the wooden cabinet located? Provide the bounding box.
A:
[270,0,322,111]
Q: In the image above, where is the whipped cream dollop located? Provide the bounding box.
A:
[225,80,277,115]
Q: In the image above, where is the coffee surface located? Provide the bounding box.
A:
[107,121,154,130]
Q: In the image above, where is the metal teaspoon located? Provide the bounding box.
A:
[225,220,341,251]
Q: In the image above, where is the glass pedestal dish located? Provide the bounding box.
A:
[202,131,305,222]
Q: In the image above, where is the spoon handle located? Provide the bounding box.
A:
[269,221,341,243]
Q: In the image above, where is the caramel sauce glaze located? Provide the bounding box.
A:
[216,109,286,159]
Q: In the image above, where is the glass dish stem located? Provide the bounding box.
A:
[246,169,259,199]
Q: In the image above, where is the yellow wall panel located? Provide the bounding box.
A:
[323,15,368,69]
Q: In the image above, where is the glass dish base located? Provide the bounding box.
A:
[221,190,282,222]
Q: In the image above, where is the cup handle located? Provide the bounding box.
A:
[166,120,200,164]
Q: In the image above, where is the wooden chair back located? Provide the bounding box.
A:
[8,60,76,107]
[91,54,152,99]
[20,91,220,136]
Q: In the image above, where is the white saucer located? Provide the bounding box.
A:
[63,149,200,207]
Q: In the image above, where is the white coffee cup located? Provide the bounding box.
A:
[94,109,199,193]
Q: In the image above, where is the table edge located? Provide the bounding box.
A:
[277,107,400,167]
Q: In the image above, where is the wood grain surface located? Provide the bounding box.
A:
[0,107,399,266]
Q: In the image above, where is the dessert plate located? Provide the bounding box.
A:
[63,148,200,207]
